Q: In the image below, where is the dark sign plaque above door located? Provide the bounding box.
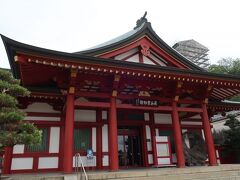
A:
[135,99,159,107]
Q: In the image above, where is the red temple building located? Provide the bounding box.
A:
[1,14,240,174]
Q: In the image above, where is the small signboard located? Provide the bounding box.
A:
[135,99,159,107]
[86,149,94,160]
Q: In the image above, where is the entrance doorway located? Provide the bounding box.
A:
[118,127,142,167]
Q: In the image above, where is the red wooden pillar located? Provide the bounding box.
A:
[108,97,119,171]
[96,109,102,169]
[2,147,13,174]
[201,103,217,166]
[63,92,75,173]
[172,101,185,168]
[149,112,158,166]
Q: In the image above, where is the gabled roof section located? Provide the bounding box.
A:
[76,13,204,71]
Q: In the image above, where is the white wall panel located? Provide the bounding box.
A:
[92,127,96,152]
[75,110,96,122]
[23,103,60,113]
[143,56,155,65]
[114,48,138,60]
[11,158,33,170]
[145,125,152,151]
[157,158,170,165]
[24,116,60,121]
[181,121,202,125]
[72,156,96,167]
[149,54,167,66]
[155,128,159,136]
[49,127,60,153]
[102,125,108,152]
[13,144,24,154]
[38,157,59,169]
[154,113,172,124]
[126,54,139,63]
[144,113,149,121]
[103,155,109,166]
[148,154,153,164]
[102,111,107,120]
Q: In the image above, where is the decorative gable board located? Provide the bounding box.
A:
[112,44,168,66]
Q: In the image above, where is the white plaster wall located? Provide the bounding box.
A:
[102,111,107,120]
[92,127,96,152]
[22,103,60,113]
[154,113,172,124]
[102,125,108,152]
[126,54,139,63]
[156,136,168,142]
[157,157,170,165]
[181,121,202,125]
[145,125,152,151]
[149,54,167,66]
[148,154,153,164]
[143,56,155,65]
[24,116,60,121]
[72,156,96,167]
[75,110,96,122]
[190,114,201,119]
[38,157,59,169]
[103,155,109,166]
[11,158,33,170]
[114,48,138,60]
[49,127,60,153]
[13,144,24,154]
[144,112,149,121]
[155,129,159,136]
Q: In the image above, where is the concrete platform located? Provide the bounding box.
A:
[2,164,240,180]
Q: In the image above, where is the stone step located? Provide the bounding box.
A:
[3,164,240,180]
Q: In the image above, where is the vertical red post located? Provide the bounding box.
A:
[63,93,74,173]
[201,103,217,166]
[96,109,102,169]
[2,147,13,174]
[149,112,158,166]
[108,97,119,171]
[172,101,185,168]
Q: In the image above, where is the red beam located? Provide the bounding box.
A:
[25,120,63,126]
[178,99,202,104]
[118,94,171,103]
[75,101,110,108]
[75,91,110,99]
[177,107,203,112]
[181,118,202,122]
[117,103,172,111]
[26,112,61,117]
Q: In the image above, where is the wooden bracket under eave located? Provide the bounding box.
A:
[114,74,121,82]
[69,86,75,94]
[112,90,118,97]
[174,95,179,102]
[204,98,208,104]
[70,69,78,78]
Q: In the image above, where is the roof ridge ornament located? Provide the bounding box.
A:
[134,11,148,30]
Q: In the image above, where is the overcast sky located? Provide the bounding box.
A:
[1,0,240,68]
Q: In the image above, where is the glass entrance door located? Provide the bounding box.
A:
[118,128,142,167]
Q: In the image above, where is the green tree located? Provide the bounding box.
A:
[208,58,240,101]
[208,58,240,75]
[224,114,240,163]
[0,69,41,152]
